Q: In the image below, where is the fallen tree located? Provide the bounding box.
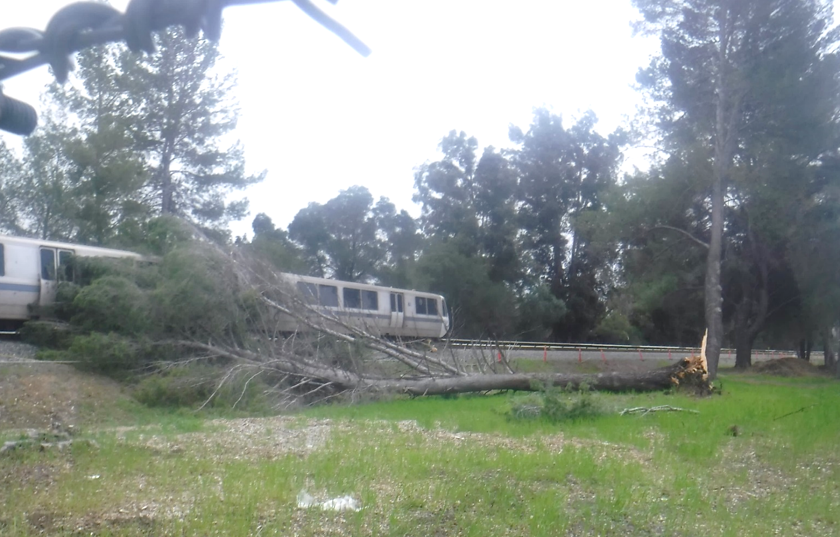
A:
[172,339,711,397]
[160,242,714,403]
[31,225,712,407]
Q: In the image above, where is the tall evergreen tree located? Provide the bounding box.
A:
[118,28,263,227]
[0,140,24,235]
[633,0,840,376]
[509,109,623,341]
[288,186,400,282]
[414,131,521,284]
[45,29,262,238]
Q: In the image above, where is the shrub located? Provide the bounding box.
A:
[20,320,76,350]
[509,382,605,422]
[134,365,271,412]
[68,332,146,377]
[71,276,151,335]
[151,245,250,343]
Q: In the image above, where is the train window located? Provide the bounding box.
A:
[297,282,318,303]
[362,290,378,310]
[416,296,427,315]
[0,243,4,276]
[427,298,438,316]
[58,250,74,281]
[319,284,339,307]
[343,288,361,309]
[40,248,56,280]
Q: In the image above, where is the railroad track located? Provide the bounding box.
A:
[446,338,798,357]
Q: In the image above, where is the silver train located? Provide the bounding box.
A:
[0,234,451,338]
[276,273,450,339]
[0,234,142,331]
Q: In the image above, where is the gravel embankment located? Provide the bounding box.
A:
[0,339,38,362]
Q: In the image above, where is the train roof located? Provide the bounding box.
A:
[0,234,143,259]
[281,272,445,298]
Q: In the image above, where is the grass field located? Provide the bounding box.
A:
[1,371,838,536]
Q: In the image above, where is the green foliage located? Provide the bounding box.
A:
[515,285,566,340]
[591,310,643,344]
[64,332,146,377]
[0,140,23,234]
[415,239,517,337]
[133,365,270,411]
[245,213,308,273]
[71,276,150,335]
[1,29,262,241]
[137,216,198,257]
[518,381,605,422]
[19,321,76,350]
[630,0,840,368]
[151,245,251,342]
[288,185,411,282]
[22,239,255,381]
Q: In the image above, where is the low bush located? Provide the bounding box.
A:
[133,364,272,412]
[67,332,148,377]
[509,382,606,422]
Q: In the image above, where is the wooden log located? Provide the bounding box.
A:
[359,353,710,396]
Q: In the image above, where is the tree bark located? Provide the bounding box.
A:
[733,331,755,370]
[705,172,724,379]
[706,12,730,380]
[732,246,769,370]
[821,330,835,372]
[364,355,710,396]
[798,338,812,362]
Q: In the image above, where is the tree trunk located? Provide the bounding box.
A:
[706,5,747,380]
[218,343,711,396]
[180,335,712,399]
[798,338,812,362]
[365,354,709,395]
[734,330,755,370]
[731,253,769,370]
[160,152,173,214]
[705,172,724,379]
[821,330,835,372]
[706,31,728,379]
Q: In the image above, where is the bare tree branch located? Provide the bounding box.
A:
[650,225,710,249]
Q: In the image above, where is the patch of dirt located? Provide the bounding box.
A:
[751,357,828,377]
[120,416,335,462]
[0,362,136,431]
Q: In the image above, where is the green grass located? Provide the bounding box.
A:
[1,374,838,535]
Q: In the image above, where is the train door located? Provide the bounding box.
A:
[38,247,74,307]
[38,248,57,306]
[389,292,404,329]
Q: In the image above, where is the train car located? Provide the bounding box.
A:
[0,234,142,331]
[277,273,450,339]
[0,234,451,339]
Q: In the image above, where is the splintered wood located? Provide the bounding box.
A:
[668,330,711,394]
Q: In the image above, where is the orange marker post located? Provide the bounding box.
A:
[638,349,644,361]
[543,346,547,362]
[578,348,582,363]
[600,349,606,363]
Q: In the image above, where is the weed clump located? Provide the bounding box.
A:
[509,382,605,422]
[133,364,272,413]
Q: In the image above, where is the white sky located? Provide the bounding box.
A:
[4,1,833,238]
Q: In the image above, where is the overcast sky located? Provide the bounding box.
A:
[3,1,835,238]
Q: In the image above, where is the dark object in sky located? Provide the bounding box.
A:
[0,0,369,135]
[0,90,37,135]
